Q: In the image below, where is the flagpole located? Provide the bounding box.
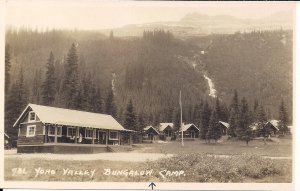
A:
[180,90,184,147]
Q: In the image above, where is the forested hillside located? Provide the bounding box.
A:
[4,28,293,139]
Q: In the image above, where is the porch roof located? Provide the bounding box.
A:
[14,104,126,131]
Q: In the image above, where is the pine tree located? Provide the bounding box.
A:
[215,97,222,122]
[5,44,11,93]
[200,101,211,139]
[206,110,221,143]
[228,90,240,137]
[91,86,103,113]
[41,51,56,106]
[172,107,181,132]
[257,105,267,123]
[105,85,117,118]
[5,68,28,140]
[62,43,79,109]
[124,99,137,130]
[32,69,42,104]
[238,97,252,144]
[228,110,237,137]
[278,100,289,135]
[193,103,202,131]
[252,99,259,122]
[153,113,161,127]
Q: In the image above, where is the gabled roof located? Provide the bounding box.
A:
[144,125,160,135]
[4,133,9,139]
[266,120,279,131]
[218,121,229,128]
[159,123,174,131]
[13,104,126,131]
[180,123,200,132]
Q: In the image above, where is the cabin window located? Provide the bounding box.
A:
[48,126,62,137]
[109,131,118,140]
[67,127,76,137]
[85,128,94,139]
[26,125,36,137]
[28,111,36,122]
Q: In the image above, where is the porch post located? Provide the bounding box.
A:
[119,132,121,145]
[106,130,108,145]
[54,124,58,143]
[44,125,48,143]
[75,126,79,144]
[129,133,132,145]
[92,128,95,144]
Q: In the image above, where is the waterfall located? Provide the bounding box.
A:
[203,74,217,98]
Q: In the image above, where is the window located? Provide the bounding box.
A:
[109,131,118,140]
[26,125,36,137]
[85,128,94,139]
[67,127,76,137]
[48,126,62,137]
[28,111,36,122]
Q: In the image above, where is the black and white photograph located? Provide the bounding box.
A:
[1,1,296,190]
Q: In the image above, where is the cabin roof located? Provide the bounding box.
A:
[4,133,9,139]
[266,120,279,131]
[180,123,200,132]
[144,125,160,135]
[13,104,126,131]
[219,121,230,128]
[159,123,174,131]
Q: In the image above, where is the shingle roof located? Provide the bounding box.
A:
[179,123,200,132]
[13,104,126,131]
[159,123,174,131]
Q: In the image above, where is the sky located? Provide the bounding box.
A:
[5,1,295,30]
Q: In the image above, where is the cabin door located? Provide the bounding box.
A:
[190,131,195,139]
[98,131,106,144]
[149,133,154,141]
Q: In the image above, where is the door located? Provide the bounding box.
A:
[190,131,195,139]
[98,131,106,144]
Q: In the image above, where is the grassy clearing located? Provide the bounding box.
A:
[5,153,292,182]
[134,138,292,157]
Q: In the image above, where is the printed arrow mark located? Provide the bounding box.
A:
[149,182,156,190]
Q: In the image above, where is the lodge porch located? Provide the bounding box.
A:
[42,123,133,146]
[17,143,133,154]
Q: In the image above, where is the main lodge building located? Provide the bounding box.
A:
[14,104,133,153]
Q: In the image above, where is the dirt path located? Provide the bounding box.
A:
[4,150,173,162]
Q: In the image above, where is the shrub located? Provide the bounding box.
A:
[143,153,290,182]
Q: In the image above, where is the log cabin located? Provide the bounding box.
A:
[178,123,200,140]
[13,104,134,153]
[143,126,160,143]
[159,123,174,141]
[217,121,229,135]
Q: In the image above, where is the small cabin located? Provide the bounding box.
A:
[4,133,10,149]
[217,121,229,135]
[178,123,200,140]
[159,123,174,141]
[143,126,160,143]
[13,103,133,153]
[264,120,280,136]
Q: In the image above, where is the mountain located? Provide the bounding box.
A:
[101,11,293,38]
[5,28,293,131]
